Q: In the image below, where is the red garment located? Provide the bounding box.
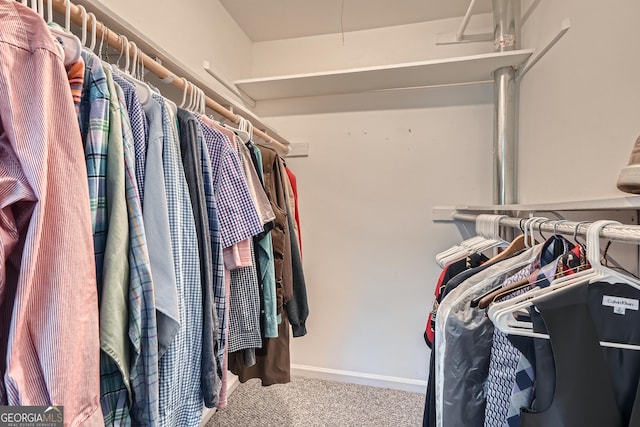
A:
[285,167,302,255]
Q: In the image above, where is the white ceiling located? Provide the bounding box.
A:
[220,0,493,42]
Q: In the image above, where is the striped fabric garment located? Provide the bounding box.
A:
[66,56,85,117]
[0,1,102,425]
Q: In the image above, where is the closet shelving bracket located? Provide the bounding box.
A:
[516,18,571,81]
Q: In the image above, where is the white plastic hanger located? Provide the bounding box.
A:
[438,214,509,267]
[179,78,189,108]
[435,215,490,267]
[78,5,87,47]
[122,41,152,104]
[223,116,250,144]
[88,12,97,52]
[489,220,640,350]
[186,81,196,111]
[47,0,82,66]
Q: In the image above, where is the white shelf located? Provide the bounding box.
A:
[433,196,640,221]
[235,49,535,101]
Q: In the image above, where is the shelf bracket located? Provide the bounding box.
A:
[516,18,571,80]
[457,0,478,41]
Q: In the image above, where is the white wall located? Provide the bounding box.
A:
[276,105,493,385]
[519,0,640,203]
[252,14,493,76]
[251,19,500,388]
[93,0,253,104]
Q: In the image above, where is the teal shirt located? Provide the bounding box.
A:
[251,145,280,337]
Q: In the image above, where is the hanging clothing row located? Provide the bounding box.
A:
[423,214,640,427]
[0,2,308,426]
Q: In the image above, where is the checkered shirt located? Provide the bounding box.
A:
[195,115,263,248]
[156,96,204,427]
[113,73,148,201]
[227,140,262,352]
[227,239,263,352]
[113,83,160,426]
[80,51,109,287]
[200,124,226,375]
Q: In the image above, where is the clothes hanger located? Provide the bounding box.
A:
[477,218,574,308]
[489,220,640,350]
[47,0,82,66]
[470,217,540,308]
[78,5,87,47]
[487,220,596,320]
[487,219,598,328]
[187,82,196,111]
[121,41,152,105]
[223,116,251,143]
[438,214,502,267]
[87,13,97,52]
[435,214,492,267]
[179,78,189,109]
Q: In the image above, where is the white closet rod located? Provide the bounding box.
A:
[46,0,291,156]
[452,212,640,244]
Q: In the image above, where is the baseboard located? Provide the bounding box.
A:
[291,364,428,394]
[198,374,240,426]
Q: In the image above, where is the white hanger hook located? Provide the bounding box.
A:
[77,5,87,47]
[188,82,196,111]
[47,0,53,23]
[493,215,506,240]
[475,214,485,238]
[200,88,206,114]
[129,41,138,76]
[586,220,621,269]
[529,217,548,245]
[65,0,71,32]
[522,217,536,248]
[38,0,44,17]
[123,36,130,72]
[88,13,97,51]
[179,78,189,108]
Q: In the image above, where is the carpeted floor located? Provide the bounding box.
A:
[205,376,425,427]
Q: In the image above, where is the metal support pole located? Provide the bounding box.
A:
[493,66,517,205]
[492,0,520,206]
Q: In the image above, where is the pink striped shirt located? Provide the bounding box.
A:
[0,2,102,426]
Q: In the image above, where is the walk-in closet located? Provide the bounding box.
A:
[1,0,640,426]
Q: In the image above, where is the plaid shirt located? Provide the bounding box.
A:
[113,83,159,426]
[100,66,133,426]
[113,73,148,201]
[196,115,263,248]
[80,51,110,287]
[198,118,225,398]
[227,139,262,353]
[196,115,264,366]
[156,96,204,427]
